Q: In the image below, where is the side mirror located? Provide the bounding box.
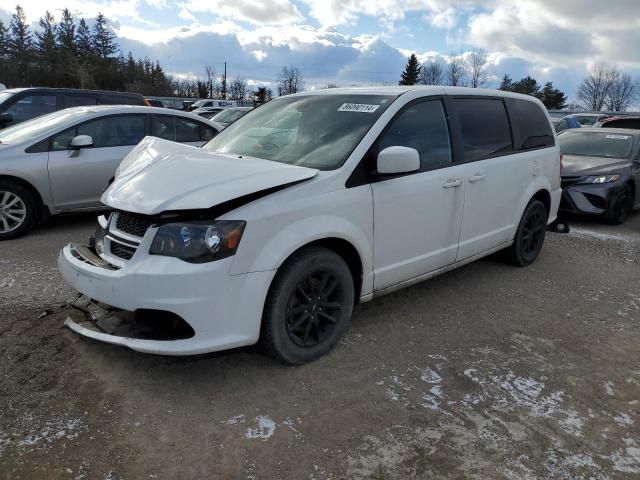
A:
[70,135,93,150]
[377,146,420,175]
[0,112,13,125]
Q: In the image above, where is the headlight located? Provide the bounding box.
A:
[149,220,246,263]
[578,174,620,184]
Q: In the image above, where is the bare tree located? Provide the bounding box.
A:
[277,65,304,96]
[228,75,248,100]
[205,65,217,99]
[419,60,445,85]
[606,73,635,112]
[467,48,488,88]
[576,63,619,111]
[446,53,466,87]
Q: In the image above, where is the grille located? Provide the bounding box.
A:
[110,242,136,260]
[116,213,153,238]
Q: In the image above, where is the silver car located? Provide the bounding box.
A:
[0,105,222,240]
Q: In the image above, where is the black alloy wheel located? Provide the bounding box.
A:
[606,185,633,225]
[286,269,344,348]
[507,199,548,267]
[261,247,354,365]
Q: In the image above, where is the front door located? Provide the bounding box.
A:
[370,99,465,291]
[48,114,146,210]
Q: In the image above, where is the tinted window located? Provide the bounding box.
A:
[65,95,98,108]
[152,115,203,142]
[373,100,451,171]
[51,114,145,150]
[451,98,512,162]
[201,124,217,141]
[556,120,567,133]
[558,131,634,159]
[99,95,142,106]
[508,98,554,149]
[5,95,56,124]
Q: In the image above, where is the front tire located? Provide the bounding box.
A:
[0,180,38,241]
[261,247,354,365]
[506,199,548,267]
[605,185,633,225]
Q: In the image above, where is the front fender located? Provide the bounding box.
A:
[230,215,374,297]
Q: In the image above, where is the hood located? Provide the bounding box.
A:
[103,136,318,215]
[561,155,631,175]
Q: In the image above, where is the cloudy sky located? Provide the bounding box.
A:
[1,0,640,100]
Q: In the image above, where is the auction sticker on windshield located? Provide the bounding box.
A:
[338,103,381,113]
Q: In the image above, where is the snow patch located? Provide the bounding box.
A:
[244,416,276,441]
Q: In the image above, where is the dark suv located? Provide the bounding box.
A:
[0,88,146,129]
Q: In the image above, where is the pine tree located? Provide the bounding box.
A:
[0,19,7,57]
[8,6,32,56]
[499,74,513,91]
[399,54,421,85]
[92,13,118,59]
[57,8,76,54]
[75,18,93,59]
[36,12,57,56]
[541,82,567,110]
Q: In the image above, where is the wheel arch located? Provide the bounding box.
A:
[283,238,364,305]
[531,188,551,216]
[0,174,47,221]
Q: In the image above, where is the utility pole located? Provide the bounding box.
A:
[222,61,227,100]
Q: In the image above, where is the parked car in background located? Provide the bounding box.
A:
[0,105,221,239]
[194,107,223,118]
[558,128,639,224]
[552,116,581,134]
[600,116,640,130]
[208,107,253,127]
[569,113,611,127]
[145,98,166,108]
[58,86,560,364]
[188,99,236,112]
[0,88,146,129]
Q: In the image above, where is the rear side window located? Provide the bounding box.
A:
[152,115,205,142]
[372,100,452,171]
[451,98,512,162]
[65,95,98,108]
[508,98,554,150]
[99,95,143,106]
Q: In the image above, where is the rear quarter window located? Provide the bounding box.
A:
[450,98,513,162]
[507,98,555,150]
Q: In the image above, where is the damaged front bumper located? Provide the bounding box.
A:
[59,243,275,355]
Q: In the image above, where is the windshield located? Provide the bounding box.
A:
[573,115,599,126]
[0,91,15,105]
[0,109,81,144]
[558,131,634,159]
[203,94,396,170]
[212,109,249,123]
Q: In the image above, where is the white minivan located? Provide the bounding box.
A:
[59,86,561,364]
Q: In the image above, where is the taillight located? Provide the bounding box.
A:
[560,152,564,174]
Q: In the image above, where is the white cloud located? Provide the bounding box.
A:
[180,0,303,25]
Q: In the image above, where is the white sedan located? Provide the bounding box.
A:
[0,105,222,239]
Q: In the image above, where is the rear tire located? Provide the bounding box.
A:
[506,199,548,267]
[0,180,38,241]
[604,185,633,225]
[261,246,354,365]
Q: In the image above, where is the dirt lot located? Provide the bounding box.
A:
[1,213,639,479]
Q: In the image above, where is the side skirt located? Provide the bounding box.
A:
[363,241,513,301]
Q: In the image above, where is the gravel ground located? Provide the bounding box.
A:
[0,212,639,479]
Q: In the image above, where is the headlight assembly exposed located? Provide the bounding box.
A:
[578,174,620,184]
[149,220,246,263]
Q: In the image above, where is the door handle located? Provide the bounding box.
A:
[468,174,486,183]
[442,179,462,188]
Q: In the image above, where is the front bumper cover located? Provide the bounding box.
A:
[59,243,275,355]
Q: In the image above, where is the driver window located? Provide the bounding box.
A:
[373,100,452,171]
